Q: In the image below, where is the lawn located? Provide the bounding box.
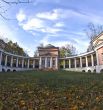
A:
[0,70,103,110]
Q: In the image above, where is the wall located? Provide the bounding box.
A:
[97,46,103,65]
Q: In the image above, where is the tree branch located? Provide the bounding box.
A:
[0,0,33,20]
[1,0,32,5]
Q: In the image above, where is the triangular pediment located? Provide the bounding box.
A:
[93,33,103,47]
[94,39,103,47]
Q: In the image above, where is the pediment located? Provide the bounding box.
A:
[94,39,103,47]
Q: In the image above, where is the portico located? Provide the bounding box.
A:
[38,44,59,70]
[39,56,58,69]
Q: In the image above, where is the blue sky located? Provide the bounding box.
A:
[0,0,103,56]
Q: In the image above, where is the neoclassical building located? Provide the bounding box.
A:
[0,32,103,73]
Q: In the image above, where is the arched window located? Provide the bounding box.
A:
[2,68,5,72]
[13,70,16,72]
[93,69,96,73]
[88,70,91,73]
[7,69,10,72]
[82,70,85,72]
[100,69,103,73]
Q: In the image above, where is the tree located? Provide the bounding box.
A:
[0,0,32,20]
[34,50,39,57]
[34,43,44,57]
[85,22,103,51]
[0,38,28,56]
[59,44,76,57]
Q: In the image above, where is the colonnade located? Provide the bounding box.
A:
[0,51,58,71]
[0,51,38,69]
[0,49,99,72]
[61,53,96,69]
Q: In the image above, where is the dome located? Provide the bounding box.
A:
[45,44,55,48]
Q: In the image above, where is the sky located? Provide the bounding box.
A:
[0,0,103,56]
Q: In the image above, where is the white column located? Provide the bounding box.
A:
[0,52,2,65]
[85,56,88,67]
[69,59,71,68]
[80,57,82,68]
[16,57,18,68]
[63,60,65,69]
[45,57,47,68]
[10,56,13,67]
[5,55,8,66]
[33,60,35,68]
[75,58,77,68]
[91,54,94,66]
[27,59,30,68]
[39,57,42,69]
[96,51,99,65]
[55,57,58,69]
[22,58,24,68]
[50,57,52,68]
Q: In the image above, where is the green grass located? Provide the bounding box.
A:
[0,70,103,110]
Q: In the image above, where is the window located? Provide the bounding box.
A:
[42,59,45,66]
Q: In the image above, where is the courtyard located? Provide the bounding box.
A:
[0,70,103,110]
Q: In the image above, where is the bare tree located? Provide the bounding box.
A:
[0,0,32,20]
[86,23,103,40]
[85,22,103,51]
[1,0,31,4]
[59,44,76,57]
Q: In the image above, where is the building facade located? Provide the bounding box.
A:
[0,33,103,73]
[38,44,59,70]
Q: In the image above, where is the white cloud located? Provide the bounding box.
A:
[21,18,44,30]
[36,9,61,20]
[0,25,18,42]
[54,22,64,27]
[52,41,70,47]
[16,9,26,22]
[40,27,62,34]
[36,8,103,25]
[36,8,84,20]
[35,8,101,25]
[40,36,49,45]
[19,16,62,34]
